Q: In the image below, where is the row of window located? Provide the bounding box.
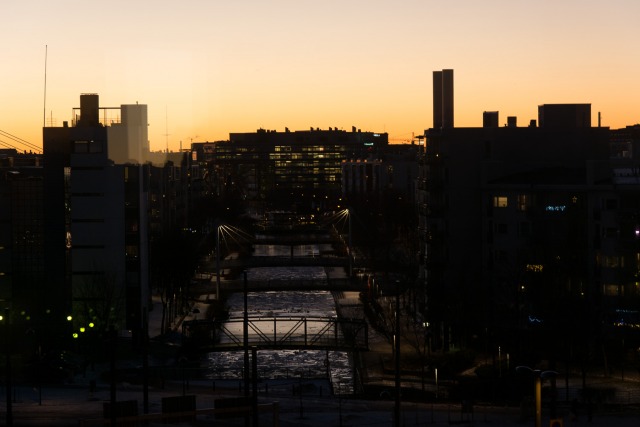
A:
[492,195,532,211]
[493,195,620,211]
[490,222,624,239]
[274,175,337,183]
[73,140,103,153]
[490,251,639,272]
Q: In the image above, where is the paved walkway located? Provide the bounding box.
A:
[3,379,640,426]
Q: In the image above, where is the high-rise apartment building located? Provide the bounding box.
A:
[191,128,389,212]
[433,69,454,129]
[420,71,621,358]
[43,94,149,340]
[0,151,46,325]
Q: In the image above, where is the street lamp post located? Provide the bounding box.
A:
[347,208,352,278]
[243,271,250,401]
[3,307,13,427]
[394,280,401,427]
[216,225,221,300]
[517,366,558,427]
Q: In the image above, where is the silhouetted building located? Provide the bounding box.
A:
[433,69,454,129]
[0,153,45,314]
[192,128,388,212]
[147,152,190,240]
[42,94,149,341]
[419,71,620,356]
[108,103,150,164]
[341,143,419,203]
[71,95,150,164]
[538,103,591,128]
[483,111,499,128]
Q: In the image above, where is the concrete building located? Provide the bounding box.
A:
[43,94,149,341]
[191,128,389,212]
[107,103,150,164]
[0,151,46,324]
[419,71,620,356]
[433,69,454,129]
[341,142,419,203]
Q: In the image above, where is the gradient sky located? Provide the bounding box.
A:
[1,0,639,152]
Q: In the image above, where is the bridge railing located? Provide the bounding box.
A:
[219,256,349,268]
[219,278,358,292]
[182,317,368,352]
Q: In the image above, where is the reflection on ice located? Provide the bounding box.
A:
[253,244,332,258]
[205,266,353,393]
[227,289,336,319]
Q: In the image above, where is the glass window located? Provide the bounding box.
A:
[519,222,531,236]
[89,140,102,153]
[517,194,529,211]
[603,284,621,296]
[74,141,88,153]
[493,196,508,208]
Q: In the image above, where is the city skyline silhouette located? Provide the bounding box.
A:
[1,1,639,153]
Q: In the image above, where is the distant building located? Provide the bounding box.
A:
[538,103,591,128]
[433,69,454,129]
[106,103,150,164]
[341,142,419,203]
[191,128,389,212]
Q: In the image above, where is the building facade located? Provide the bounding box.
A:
[43,94,149,341]
[419,70,627,359]
[191,128,389,212]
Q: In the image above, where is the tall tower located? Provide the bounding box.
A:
[433,71,443,129]
[432,69,454,129]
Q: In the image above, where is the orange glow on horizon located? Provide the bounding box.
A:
[1,1,639,152]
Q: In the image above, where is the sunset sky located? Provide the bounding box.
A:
[1,0,639,152]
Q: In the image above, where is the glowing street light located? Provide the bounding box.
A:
[516,366,558,427]
[3,307,13,426]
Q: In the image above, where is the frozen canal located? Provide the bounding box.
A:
[204,244,354,392]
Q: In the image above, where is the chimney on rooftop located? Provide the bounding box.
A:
[78,93,99,127]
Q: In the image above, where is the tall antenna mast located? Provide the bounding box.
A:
[164,106,170,153]
[43,45,48,127]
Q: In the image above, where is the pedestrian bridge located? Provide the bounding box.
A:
[218,278,362,292]
[181,316,368,353]
[219,255,351,269]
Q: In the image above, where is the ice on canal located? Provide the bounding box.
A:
[205,265,355,392]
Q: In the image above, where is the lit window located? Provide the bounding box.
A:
[517,194,529,211]
[526,264,544,273]
[493,196,508,208]
[602,256,621,268]
[603,284,621,296]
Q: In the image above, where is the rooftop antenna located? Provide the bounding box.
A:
[164,106,170,153]
[43,45,47,127]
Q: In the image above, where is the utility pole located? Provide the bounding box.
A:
[4,307,13,427]
[216,225,221,300]
[394,280,401,427]
[347,208,353,277]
